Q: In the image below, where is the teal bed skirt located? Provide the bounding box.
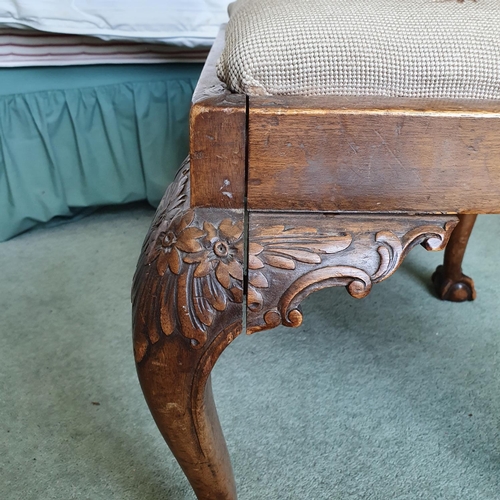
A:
[0,63,203,241]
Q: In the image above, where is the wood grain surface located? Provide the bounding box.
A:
[248,95,500,213]
[190,26,247,209]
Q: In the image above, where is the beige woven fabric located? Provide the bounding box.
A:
[217,0,500,98]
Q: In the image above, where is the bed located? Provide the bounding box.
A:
[0,1,230,241]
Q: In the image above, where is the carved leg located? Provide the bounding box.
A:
[432,214,477,302]
[132,161,243,500]
[245,213,459,334]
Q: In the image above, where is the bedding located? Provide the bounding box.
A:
[0,28,209,67]
[0,62,202,241]
[0,0,231,47]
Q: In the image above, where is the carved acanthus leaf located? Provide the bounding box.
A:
[246,214,458,334]
[247,224,353,311]
[249,225,352,270]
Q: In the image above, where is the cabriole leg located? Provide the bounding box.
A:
[132,161,243,499]
[432,214,477,302]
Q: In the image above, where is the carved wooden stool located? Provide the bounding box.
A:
[132,1,500,498]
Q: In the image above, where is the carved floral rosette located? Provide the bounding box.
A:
[146,209,244,347]
[133,160,245,362]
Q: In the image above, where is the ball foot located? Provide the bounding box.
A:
[432,265,476,302]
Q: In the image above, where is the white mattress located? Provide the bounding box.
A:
[0,28,210,66]
[0,0,231,47]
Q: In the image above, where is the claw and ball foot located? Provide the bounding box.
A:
[432,214,477,302]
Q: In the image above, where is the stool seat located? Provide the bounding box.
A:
[217,0,500,99]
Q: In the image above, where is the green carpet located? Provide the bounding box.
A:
[1,205,499,500]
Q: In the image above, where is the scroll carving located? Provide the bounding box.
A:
[373,224,457,281]
[246,214,458,334]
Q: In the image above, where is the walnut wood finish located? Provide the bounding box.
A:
[246,213,458,334]
[433,214,478,302]
[132,162,243,499]
[248,95,500,213]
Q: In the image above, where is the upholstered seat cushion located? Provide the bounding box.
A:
[217,0,500,99]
